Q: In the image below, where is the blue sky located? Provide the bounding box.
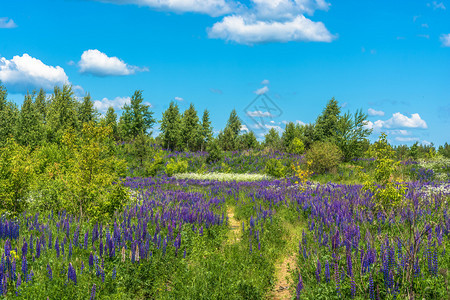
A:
[1,0,449,145]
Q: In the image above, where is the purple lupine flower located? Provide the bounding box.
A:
[296,273,303,299]
[325,260,330,282]
[90,284,97,300]
[89,253,94,269]
[316,259,321,283]
[47,264,53,280]
[84,232,89,249]
[112,267,116,280]
[21,240,28,258]
[26,270,34,282]
[21,257,27,280]
[68,263,77,285]
[334,261,341,297]
[15,273,21,296]
[369,273,375,300]
[36,239,41,259]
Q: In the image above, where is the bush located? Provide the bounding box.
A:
[144,150,166,176]
[305,141,342,174]
[288,137,305,155]
[165,158,188,177]
[264,158,286,178]
[206,139,223,163]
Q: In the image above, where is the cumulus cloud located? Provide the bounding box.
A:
[78,49,148,77]
[440,34,450,47]
[388,129,410,136]
[93,96,131,113]
[246,110,273,117]
[0,17,17,28]
[0,53,69,92]
[261,79,270,85]
[208,14,335,44]
[174,96,184,101]
[364,113,427,130]
[95,0,236,16]
[368,108,385,116]
[240,124,249,132]
[254,86,269,95]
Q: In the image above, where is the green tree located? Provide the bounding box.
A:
[263,128,281,151]
[46,85,79,142]
[35,88,47,124]
[335,109,372,161]
[119,90,155,139]
[78,93,98,125]
[238,131,260,150]
[16,92,44,147]
[159,101,181,150]
[218,109,241,151]
[0,83,19,144]
[314,97,341,142]
[103,106,118,139]
[200,109,213,151]
[181,103,201,151]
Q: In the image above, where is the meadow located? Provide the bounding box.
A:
[0,147,449,299]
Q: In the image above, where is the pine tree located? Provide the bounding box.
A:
[238,131,259,150]
[78,93,98,125]
[218,109,241,151]
[16,92,44,147]
[35,88,47,124]
[264,128,281,150]
[159,101,181,150]
[200,109,213,152]
[0,82,19,144]
[181,103,201,151]
[46,84,79,142]
[118,90,155,139]
[314,97,341,142]
[103,106,118,139]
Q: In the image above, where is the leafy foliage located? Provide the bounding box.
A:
[305,141,342,174]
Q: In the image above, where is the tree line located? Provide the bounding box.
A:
[1,82,447,160]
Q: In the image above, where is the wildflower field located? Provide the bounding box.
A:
[1,172,449,299]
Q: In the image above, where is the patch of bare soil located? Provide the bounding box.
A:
[226,208,241,245]
[269,254,296,299]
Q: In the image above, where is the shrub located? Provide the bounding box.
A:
[288,137,305,155]
[165,158,188,177]
[144,150,166,176]
[206,139,223,163]
[305,141,342,174]
[265,158,286,178]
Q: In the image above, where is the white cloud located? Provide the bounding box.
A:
[368,108,385,116]
[78,49,148,76]
[365,113,427,130]
[296,120,306,126]
[240,124,249,132]
[251,0,330,20]
[0,53,69,92]
[93,96,131,113]
[261,79,270,85]
[440,34,450,47]
[208,14,335,44]
[254,86,269,95]
[395,137,419,142]
[0,17,17,28]
[388,129,410,136]
[246,110,273,117]
[429,1,446,9]
[174,96,184,101]
[95,0,236,16]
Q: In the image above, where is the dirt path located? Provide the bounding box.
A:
[270,254,296,299]
[268,217,304,299]
[226,207,241,245]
